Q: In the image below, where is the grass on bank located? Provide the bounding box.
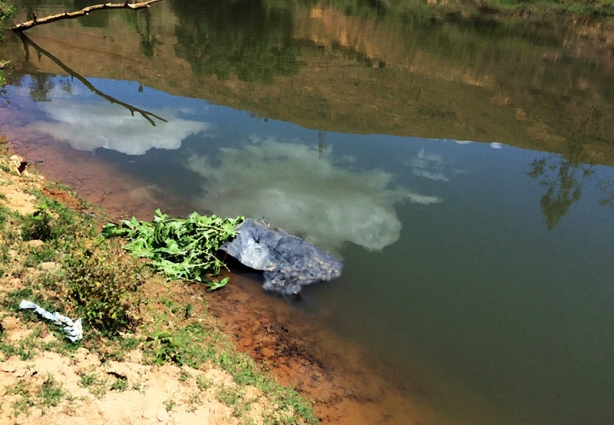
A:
[467,0,614,17]
[0,147,318,425]
[300,0,614,20]
[385,0,614,17]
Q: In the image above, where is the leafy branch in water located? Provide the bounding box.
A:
[102,210,243,290]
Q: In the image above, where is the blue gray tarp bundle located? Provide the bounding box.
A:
[19,300,83,342]
[220,219,343,295]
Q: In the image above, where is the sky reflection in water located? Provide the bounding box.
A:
[8,75,614,425]
[18,76,447,253]
[21,82,208,156]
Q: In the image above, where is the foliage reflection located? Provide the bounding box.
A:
[171,0,302,82]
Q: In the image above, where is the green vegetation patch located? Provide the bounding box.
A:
[4,375,66,418]
[0,156,317,425]
[103,210,243,290]
[63,243,144,337]
[142,300,319,425]
[0,0,14,37]
[0,186,142,338]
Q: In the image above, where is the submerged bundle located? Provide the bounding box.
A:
[221,219,343,295]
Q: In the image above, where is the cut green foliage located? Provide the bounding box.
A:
[103,210,243,290]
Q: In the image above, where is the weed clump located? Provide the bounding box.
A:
[63,244,144,337]
[21,203,53,241]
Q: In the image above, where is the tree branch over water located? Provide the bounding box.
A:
[19,34,167,126]
[11,0,163,32]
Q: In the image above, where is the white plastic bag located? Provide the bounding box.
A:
[19,300,83,342]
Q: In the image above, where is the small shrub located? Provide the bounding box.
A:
[21,203,53,241]
[64,244,143,336]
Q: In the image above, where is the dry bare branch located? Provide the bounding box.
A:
[19,34,167,126]
[11,0,163,32]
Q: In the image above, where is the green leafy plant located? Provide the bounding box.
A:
[21,203,53,241]
[63,245,143,336]
[38,376,64,408]
[110,376,128,391]
[102,210,243,290]
[164,398,176,412]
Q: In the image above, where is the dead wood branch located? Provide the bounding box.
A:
[11,0,163,32]
[19,34,167,127]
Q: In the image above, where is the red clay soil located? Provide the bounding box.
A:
[204,275,437,425]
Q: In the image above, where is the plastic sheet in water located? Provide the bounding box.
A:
[19,300,83,342]
[220,219,343,295]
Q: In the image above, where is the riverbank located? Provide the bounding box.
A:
[0,140,318,424]
[0,103,454,424]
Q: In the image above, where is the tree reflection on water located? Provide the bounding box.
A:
[171,0,302,82]
[528,155,595,230]
[527,104,614,229]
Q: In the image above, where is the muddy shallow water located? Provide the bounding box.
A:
[2,1,614,425]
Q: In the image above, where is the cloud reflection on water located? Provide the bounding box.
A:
[407,149,450,182]
[187,137,442,253]
[24,90,208,155]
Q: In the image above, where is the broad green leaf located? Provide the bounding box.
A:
[207,277,229,291]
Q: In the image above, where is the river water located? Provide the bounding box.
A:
[1,1,613,424]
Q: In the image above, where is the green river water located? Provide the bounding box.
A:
[1,1,613,424]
